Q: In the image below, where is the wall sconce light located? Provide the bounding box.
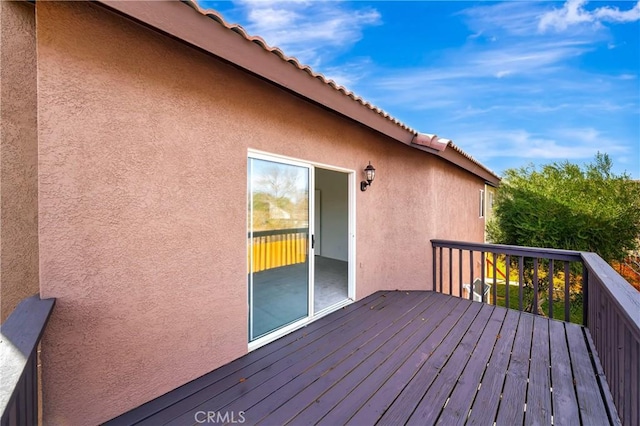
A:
[360,161,376,191]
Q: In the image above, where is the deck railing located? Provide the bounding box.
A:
[431,240,584,322]
[1,295,55,426]
[431,240,640,425]
[248,228,308,273]
[582,252,640,425]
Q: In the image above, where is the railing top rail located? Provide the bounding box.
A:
[249,228,309,238]
[0,295,55,415]
[431,239,583,262]
[582,252,640,339]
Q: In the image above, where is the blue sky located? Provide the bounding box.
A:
[196,0,640,179]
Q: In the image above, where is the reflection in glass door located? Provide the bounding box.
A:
[248,157,310,341]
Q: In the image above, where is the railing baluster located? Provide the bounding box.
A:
[492,253,497,305]
[480,251,485,303]
[582,262,589,326]
[448,248,453,296]
[458,249,463,298]
[548,259,554,319]
[439,246,443,293]
[564,261,570,322]
[519,256,524,312]
[505,255,510,310]
[469,250,474,301]
[533,258,539,315]
[26,352,36,425]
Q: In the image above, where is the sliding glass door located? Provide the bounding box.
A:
[248,156,311,341]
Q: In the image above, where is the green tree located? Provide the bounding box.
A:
[489,153,640,260]
[487,153,640,315]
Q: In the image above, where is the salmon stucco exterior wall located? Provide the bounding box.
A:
[0,1,39,322]
[33,2,486,424]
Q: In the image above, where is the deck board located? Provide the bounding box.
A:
[437,305,507,425]
[376,301,483,425]
[313,294,451,425]
[525,315,552,425]
[242,292,444,425]
[466,308,519,425]
[106,291,619,426]
[345,296,467,425]
[494,312,534,425]
[294,293,448,424]
[549,319,580,426]
[159,292,416,426]
[566,324,611,425]
[406,304,496,424]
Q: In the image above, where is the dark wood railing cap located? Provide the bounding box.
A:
[582,252,640,338]
[0,295,56,416]
[431,239,583,262]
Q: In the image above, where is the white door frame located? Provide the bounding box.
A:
[247,149,356,350]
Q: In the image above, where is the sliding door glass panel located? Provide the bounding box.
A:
[248,158,310,341]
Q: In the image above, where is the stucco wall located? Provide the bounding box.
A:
[0,1,39,322]
[36,2,486,423]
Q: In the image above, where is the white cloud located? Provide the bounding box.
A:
[539,0,640,32]
[320,58,373,89]
[370,39,593,106]
[469,40,591,77]
[460,2,546,37]
[454,128,629,161]
[232,0,381,66]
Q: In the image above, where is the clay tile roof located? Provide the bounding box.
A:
[179,0,500,182]
[448,141,500,179]
[182,0,417,134]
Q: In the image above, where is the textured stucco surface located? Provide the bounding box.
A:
[36,2,486,424]
[0,1,39,322]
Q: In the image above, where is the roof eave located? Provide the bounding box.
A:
[93,0,418,146]
[91,0,501,185]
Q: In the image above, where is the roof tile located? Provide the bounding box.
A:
[182,0,499,180]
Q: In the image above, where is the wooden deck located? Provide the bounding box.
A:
[107,291,619,425]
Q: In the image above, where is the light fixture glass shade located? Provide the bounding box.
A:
[364,162,376,183]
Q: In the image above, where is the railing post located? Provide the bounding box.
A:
[432,243,437,292]
[1,295,56,426]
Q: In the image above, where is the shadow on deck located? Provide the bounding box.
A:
[106,291,619,425]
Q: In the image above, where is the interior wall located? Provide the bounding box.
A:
[315,168,348,262]
[0,1,39,322]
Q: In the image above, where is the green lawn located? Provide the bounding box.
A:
[493,282,583,324]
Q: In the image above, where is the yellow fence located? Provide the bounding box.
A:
[248,228,308,273]
[485,253,581,292]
